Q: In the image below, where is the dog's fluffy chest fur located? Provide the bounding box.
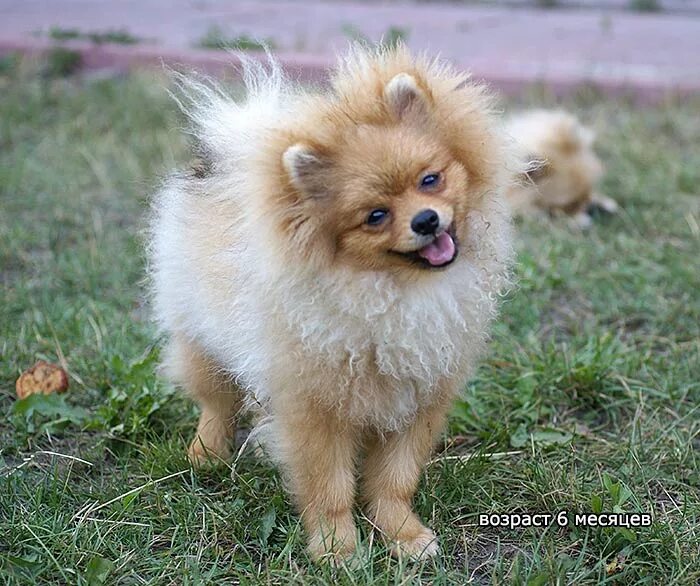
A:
[264,264,497,429]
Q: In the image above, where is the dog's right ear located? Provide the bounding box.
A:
[283,143,331,198]
[384,73,428,120]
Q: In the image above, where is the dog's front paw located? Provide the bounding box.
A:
[391,527,439,560]
[310,547,359,568]
[307,515,359,565]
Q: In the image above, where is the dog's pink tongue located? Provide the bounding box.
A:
[418,231,455,266]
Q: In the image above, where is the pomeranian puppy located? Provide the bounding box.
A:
[505,109,618,228]
[149,46,512,562]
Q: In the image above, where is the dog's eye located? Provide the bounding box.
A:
[419,172,441,190]
[366,209,389,226]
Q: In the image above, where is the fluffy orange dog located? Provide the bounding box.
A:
[150,46,512,562]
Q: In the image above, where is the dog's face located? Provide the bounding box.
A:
[280,73,489,274]
[303,124,469,272]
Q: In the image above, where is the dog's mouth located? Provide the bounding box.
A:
[390,223,459,269]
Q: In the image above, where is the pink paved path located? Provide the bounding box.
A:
[1,0,699,99]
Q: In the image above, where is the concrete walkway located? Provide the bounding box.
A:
[1,0,699,100]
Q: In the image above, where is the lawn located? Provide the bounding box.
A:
[1,56,699,584]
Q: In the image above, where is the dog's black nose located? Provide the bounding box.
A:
[411,209,440,235]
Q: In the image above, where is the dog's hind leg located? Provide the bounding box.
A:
[163,334,243,467]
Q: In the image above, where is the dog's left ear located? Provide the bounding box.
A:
[283,143,331,199]
[384,73,428,120]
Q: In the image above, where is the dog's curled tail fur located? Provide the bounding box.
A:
[168,49,294,172]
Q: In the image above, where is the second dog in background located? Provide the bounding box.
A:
[505,109,619,229]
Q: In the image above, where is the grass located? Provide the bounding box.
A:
[535,0,560,8]
[628,0,663,12]
[1,56,699,584]
[43,48,82,78]
[46,27,141,45]
[197,26,274,51]
[341,24,410,48]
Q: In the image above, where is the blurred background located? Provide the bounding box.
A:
[1,0,699,98]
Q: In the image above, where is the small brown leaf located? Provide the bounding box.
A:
[15,361,69,399]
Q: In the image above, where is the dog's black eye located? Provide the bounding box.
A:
[366,209,389,226]
[419,173,441,190]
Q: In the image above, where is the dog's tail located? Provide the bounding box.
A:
[168,50,296,173]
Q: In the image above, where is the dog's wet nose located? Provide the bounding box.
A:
[411,209,440,235]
